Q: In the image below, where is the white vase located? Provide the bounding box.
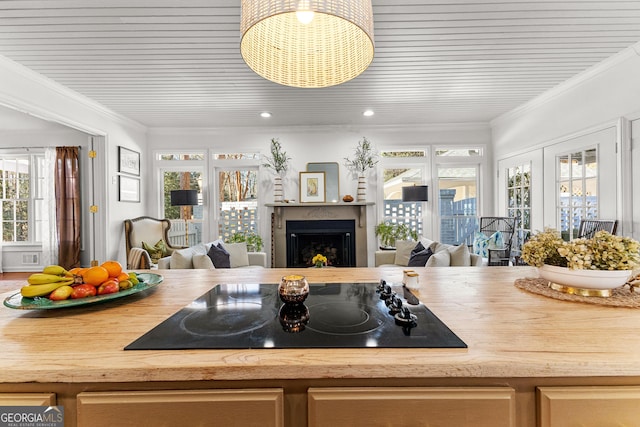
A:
[274,175,284,202]
[357,175,366,202]
[538,264,632,295]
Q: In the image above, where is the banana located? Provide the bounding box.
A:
[27,273,75,286]
[42,265,70,276]
[21,279,75,298]
[128,272,140,285]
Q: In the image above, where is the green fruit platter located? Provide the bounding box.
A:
[3,273,163,310]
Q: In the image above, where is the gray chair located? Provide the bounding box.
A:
[478,217,517,266]
[576,219,618,239]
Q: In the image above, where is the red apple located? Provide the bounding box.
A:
[70,284,97,299]
[97,279,120,295]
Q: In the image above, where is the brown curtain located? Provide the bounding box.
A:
[55,147,81,269]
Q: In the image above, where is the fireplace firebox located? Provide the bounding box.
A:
[286,220,356,267]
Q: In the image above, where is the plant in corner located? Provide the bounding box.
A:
[374,222,418,249]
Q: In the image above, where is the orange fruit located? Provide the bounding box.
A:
[101,260,123,278]
[68,267,87,276]
[116,272,130,282]
[82,266,110,286]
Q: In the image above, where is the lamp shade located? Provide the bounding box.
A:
[240,0,375,88]
[402,186,429,202]
[170,190,198,206]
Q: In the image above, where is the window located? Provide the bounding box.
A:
[434,146,483,245]
[157,152,205,247]
[0,153,45,243]
[213,153,260,242]
[506,163,531,249]
[557,148,598,240]
[380,151,428,238]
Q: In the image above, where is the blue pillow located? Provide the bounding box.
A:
[473,231,505,258]
[207,242,230,268]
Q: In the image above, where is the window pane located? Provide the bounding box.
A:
[213,153,260,160]
[435,149,481,157]
[380,167,424,238]
[162,170,203,247]
[218,169,259,242]
[158,153,205,161]
[438,166,477,245]
[380,151,425,158]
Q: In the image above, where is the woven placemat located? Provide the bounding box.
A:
[514,277,640,308]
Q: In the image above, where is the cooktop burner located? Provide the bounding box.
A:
[125,282,467,350]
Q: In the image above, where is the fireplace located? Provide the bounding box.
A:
[268,203,371,268]
[286,220,356,267]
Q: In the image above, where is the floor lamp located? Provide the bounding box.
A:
[170,189,198,246]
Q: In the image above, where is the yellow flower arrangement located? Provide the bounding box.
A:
[521,228,640,270]
[312,254,328,268]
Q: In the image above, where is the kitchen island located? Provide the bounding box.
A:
[1,267,640,426]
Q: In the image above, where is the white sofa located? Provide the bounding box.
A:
[157,240,266,269]
[375,237,482,267]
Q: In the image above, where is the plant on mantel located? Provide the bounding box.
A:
[262,138,290,176]
[343,136,378,176]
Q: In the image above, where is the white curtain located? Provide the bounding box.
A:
[41,147,58,266]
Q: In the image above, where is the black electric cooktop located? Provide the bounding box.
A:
[125,282,467,350]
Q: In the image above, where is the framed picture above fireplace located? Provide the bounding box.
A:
[299,171,326,203]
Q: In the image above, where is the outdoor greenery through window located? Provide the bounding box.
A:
[557,148,598,240]
[380,151,427,241]
[0,154,45,243]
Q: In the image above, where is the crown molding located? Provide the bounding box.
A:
[0,55,146,134]
[147,122,490,136]
[491,41,640,128]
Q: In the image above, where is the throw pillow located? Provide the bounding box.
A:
[207,243,231,268]
[488,230,505,249]
[394,240,418,266]
[472,232,490,258]
[224,242,250,268]
[408,244,433,267]
[141,239,167,264]
[447,244,471,266]
[170,247,195,269]
[425,250,450,267]
[193,253,215,269]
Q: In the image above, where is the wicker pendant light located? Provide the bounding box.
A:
[240,0,375,88]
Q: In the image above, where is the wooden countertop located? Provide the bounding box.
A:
[1,267,640,384]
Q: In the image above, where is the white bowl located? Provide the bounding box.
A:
[538,264,632,290]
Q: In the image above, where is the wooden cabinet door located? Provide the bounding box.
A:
[308,387,516,427]
[77,389,283,427]
[0,393,56,406]
[538,386,640,427]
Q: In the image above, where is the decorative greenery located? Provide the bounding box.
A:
[312,254,328,268]
[262,138,291,175]
[344,137,378,175]
[374,222,418,248]
[521,228,640,270]
[227,231,263,252]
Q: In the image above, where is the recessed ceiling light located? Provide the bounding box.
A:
[363,110,374,117]
[260,112,272,118]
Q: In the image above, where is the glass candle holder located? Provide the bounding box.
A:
[278,274,310,304]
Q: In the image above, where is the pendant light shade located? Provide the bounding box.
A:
[402,186,429,202]
[240,0,375,88]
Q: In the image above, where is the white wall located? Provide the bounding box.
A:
[491,42,640,237]
[0,55,148,267]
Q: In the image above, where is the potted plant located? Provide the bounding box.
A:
[374,222,418,249]
[262,138,291,202]
[521,228,640,293]
[227,231,264,252]
[344,137,378,202]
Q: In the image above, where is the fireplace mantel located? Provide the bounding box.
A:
[266,202,373,268]
[266,202,373,229]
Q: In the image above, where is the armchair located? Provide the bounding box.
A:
[478,217,517,266]
[124,216,183,269]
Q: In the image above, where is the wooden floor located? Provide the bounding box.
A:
[0,272,30,295]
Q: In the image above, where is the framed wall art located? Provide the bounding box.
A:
[299,171,326,203]
[119,175,140,203]
[119,146,140,176]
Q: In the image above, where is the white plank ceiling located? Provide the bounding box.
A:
[1,0,640,128]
